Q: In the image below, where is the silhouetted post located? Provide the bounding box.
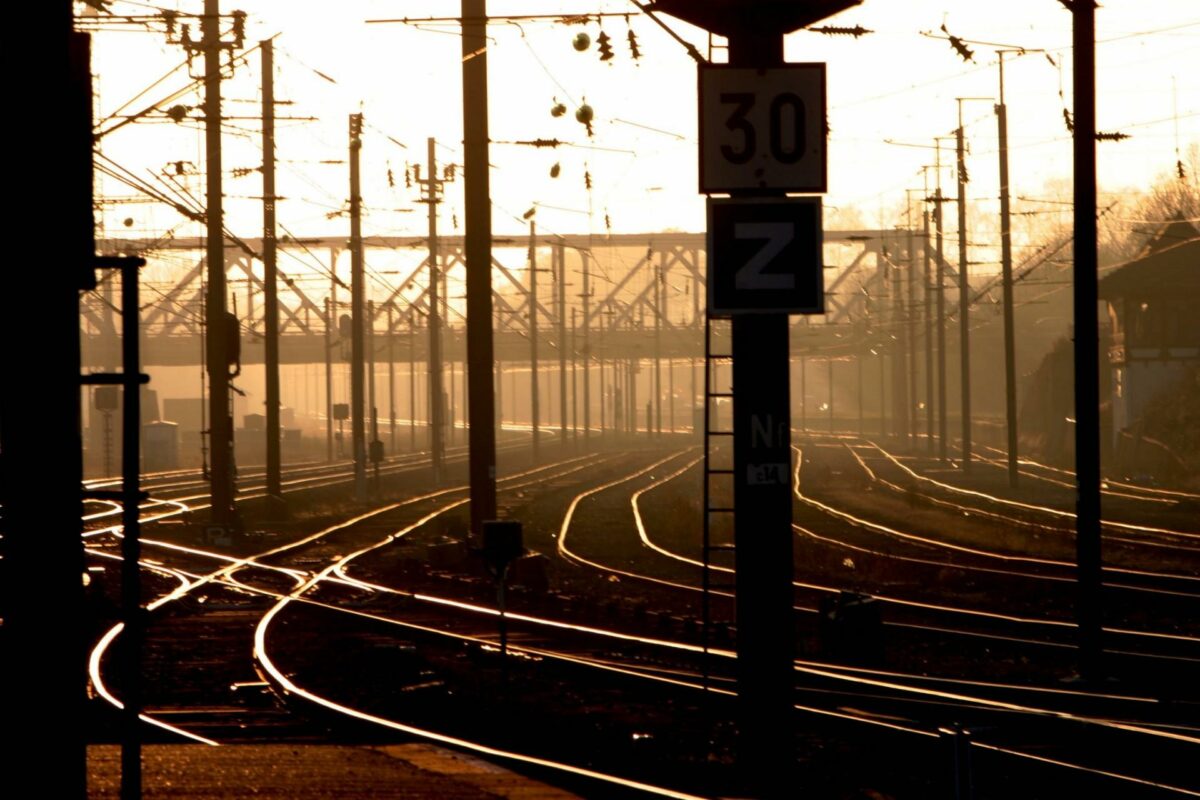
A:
[349,113,367,502]
[388,301,396,453]
[261,38,283,509]
[556,242,568,448]
[892,236,910,443]
[906,213,919,447]
[409,310,417,451]
[655,259,663,436]
[934,153,948,460]
[368,299,379,490]
[419,137,446,481]
[571,307,579,441]
[923,205,935,454]
[120,261,144,800]
[582,253,592,444]
[529,220,540,460]
[463,0,498,533]
[324,295,333,461]
[1071,1,1103,681]
[955,103,972,472]
[997,53,1020,488]
[204,0,235,527]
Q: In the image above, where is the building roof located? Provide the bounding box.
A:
[1098,215,1200,299]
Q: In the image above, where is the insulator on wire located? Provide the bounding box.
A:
[551,100,567,117]
[940,24,973,62]
[597,31,613,61]
[1062,108,1074,133]
[1179,160,1188,180]
[387,167,395,188]
[584,170,592,190]
[550,162,561,178]
[627,28,641,59]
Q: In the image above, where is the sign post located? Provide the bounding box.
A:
[654,1,857,795]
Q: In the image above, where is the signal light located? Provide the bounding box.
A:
[572,32,590,52]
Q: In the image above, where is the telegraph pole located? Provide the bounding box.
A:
[955,102,972,472]
[202,0,235,528]
[1071,1,1103,681]
[388,301,396,454]
[556,242,568,448]
[582,252,591,444]
[261,37,283,509]
[417,137,447,480]
[934,142,948,460]
[463,0,497,532]
[997,52,1020,487]
[349,113,367,502]
[368,299,379,491]
[324,295,333,461]
[923,193,934,454]
[654,258,663,437]
[529,220,540,461]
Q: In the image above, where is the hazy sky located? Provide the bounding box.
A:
[89,0,1198,247]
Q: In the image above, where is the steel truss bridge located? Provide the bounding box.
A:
[82,230,934,368]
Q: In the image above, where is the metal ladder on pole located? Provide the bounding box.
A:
[701,315,736,690]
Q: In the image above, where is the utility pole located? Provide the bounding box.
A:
[349,113,367,502]
[324,295,333,461]
[201,0,237,529]
[388,301,396,454]
[955,99,983,473]
[891,232,910,443]
[416,137,448,481]
[654,258,663,437]
[368,299,379,491]
[463,0,497,533]
[582,252,591,444]
[556,242,568,448]
[997,52,1020,488]
[934,141,949,461]
[906,201,919,448]
[409,308,417,451]
[529,220,540,461]
[1071,2,1103,681]
[571,307,579,442]
[923,198,934,454]
[261,37,283,510]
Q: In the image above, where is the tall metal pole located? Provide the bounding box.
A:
[557,242,568,448]
[923,204,934,454]
[529,220,540,461]
[956,104,972,472]
[369,298,378,489]
[261,38,282,507]
[463,0,497,532]
[324,295,333,461]
[423,137,445,480]
[409,310,416,451]
[906,210,918,447]
[891,235,909,443]
[654,258,663,436]
[203,0,234,527]
[120,262,144,800]
[571,307,579,441]
[388,301,396,454]
[582,252,591,443]
[935,145,948,460]
[997,54,1020,488]
[1072,2,1103,680]
[349,113,367,502]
